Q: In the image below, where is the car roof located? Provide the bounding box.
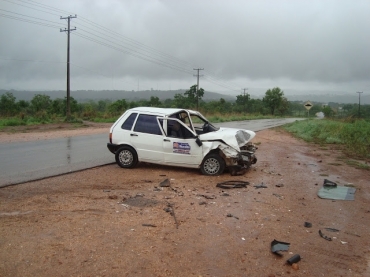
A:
[128,107,190,116]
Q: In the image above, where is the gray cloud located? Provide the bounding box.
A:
[0,0,369,96]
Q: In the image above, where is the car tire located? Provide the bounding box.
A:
[200,153,225,176]
[115,146,138,168]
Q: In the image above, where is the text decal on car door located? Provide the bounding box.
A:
[173,142,191,154]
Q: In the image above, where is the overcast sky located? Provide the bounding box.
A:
[0,0,369,100]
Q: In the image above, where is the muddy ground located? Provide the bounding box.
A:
[0,125,369,277]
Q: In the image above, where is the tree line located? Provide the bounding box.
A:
[0,85,369,120]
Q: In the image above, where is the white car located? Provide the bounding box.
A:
[107,107,257,175]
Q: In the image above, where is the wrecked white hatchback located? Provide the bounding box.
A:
[107,107,257,175]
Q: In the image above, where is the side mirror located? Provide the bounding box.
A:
[195,137,202,146]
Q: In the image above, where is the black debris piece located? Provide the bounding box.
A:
[226,213,239,220]
[276,184,284,187]
[304,222,312,228]
[287,254,301,265]
[324,227,340,232]
[271,239,290,256]
[199,201,207,205]
[159,179,171,187]
[319,230,332,241]
[323,179,337,187]
[216,181,249,189]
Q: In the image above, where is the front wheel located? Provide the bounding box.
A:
[200,153,225,176]
[115,146,138,168]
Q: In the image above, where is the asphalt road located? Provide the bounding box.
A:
[0,118,303,187]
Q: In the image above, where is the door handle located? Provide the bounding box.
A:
[164,139,170,142]
[130,133,138,136]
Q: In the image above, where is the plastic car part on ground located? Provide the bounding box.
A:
[216,180,250,189]
[271,239,290,256]
[318,179,356,200]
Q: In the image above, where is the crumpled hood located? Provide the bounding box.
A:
[199,127,256,150]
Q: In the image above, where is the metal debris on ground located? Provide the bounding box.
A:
[165,203,178,229]
[324,227,340,232]
[197,194,216,199]
[254,182,267,189]
[142,224,157,227]
[304,222,312,228]
[319,230,332,241]
[216,181,249,189]
[159,178,171,187]
[226,213,239,220]
[271,239,290,256]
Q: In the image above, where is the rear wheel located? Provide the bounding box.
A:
[115,146,138,168]
[200,153,225,176]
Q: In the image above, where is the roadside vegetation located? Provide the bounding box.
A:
[283,119,370,166]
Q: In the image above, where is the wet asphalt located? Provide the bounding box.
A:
[0,118,304,187]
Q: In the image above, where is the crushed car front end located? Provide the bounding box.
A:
[200,128,257,175]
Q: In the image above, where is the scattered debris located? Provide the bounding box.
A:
[271,239,290,256]
[199,201,207,205]
[197,194,216,199]
[108,195,118,199]
[142,224,157,227]
[275,184,284,187]
[142,180,152,183]
[340,241,348,244]
[324,227,340,232]
[287,254,301,265]
[323,179,337,187]
[216,181,249,189]
[318,183,356,201]
[165,203,178,229]
[319,230,332,241]
[226,213,239,220]
[304,222,312,228]
[220,192,230,196]
[272,193,283,199]
[254,182,267,189]
[159,179,171,187]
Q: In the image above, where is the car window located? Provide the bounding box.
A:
[167,119,194,139]
[121,112,137,130]
[134,114,162,135]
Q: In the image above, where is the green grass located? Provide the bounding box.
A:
[283,119,370,160]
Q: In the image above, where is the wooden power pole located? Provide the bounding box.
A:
[60,15,77,120]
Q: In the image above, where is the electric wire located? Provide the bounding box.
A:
[1,0,246,93]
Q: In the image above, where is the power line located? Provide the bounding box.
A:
[1,0,247,94]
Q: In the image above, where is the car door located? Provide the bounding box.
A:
[162,118,203,167]
[130,114,164,164]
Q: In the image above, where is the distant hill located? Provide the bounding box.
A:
[0,89,236,102]
[1,89,368,105]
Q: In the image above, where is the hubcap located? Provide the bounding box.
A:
[119,150,133,166]
[204,158,220,174]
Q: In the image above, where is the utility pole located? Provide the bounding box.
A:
[242,88,248,113]
[193,68,204,110]
[60,15,77,120]
[356,91,363,117]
